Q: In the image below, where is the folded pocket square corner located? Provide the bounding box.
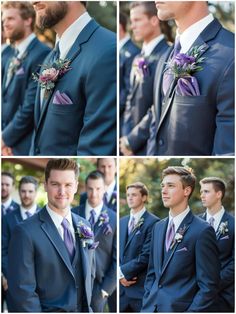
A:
[176,247,188,253]
[220,235,229,240]
[53,90,73,105]
[135,230,141,235]
[15,67,25,75]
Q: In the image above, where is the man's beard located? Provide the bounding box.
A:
[7,28,25,42]
[37,2,68,29]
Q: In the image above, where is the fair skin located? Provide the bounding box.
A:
[86,178,105,208]
[1,175,14,202]
[155,1,209,33]
[44,169,78,216]
[200,182,222,215]
[33,1,86,38]
[120,186,147,287]
[161,174,191,216]
[1,8,33,155]
[119,23,126,41]
[19,183,37,209]
[97,158,116,186]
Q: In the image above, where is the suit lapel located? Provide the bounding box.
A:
[156,218,168,275]
[120,216,129,258]
[14,208,23,224]
[39,207,75,278]
[216,211,228,240]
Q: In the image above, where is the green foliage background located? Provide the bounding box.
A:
[119,158,235,218]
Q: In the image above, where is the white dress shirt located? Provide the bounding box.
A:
[168,207,190,233]
[105,180,116,203]
[85,200,103,223]
[129,207,146,226]
[206,206,225,232]
[2,198,14,214]
[142,34,165,57]
[20,204,37,220]
[119,34,131,50]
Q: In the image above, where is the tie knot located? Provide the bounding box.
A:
[90,209,96,216]
[25,211,32,218]
[173,38,181,56]
[61,218,70,229]
[208,216,215,227]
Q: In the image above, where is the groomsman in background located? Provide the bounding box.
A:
[1,1,50,155]
[119,11,140,132]
[120,182,159,312]
[73,171,116,312]
[200,177,234,312]
[1,172,19,215]
[121,1,234,156]
[1,25,14,80]
[2,176,41,310]
[142,167,220,312]
[120,1,168,155]
[7,159,95,312]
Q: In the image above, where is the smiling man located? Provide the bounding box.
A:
[7,159,95,312]
[142,166,220,312]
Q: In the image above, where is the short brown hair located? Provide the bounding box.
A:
[45,159,79,182]
[130,2,157,18]
[162,166,196,198]
[2,1,36,31]
[200,177,226,200]
[126,181,149,197]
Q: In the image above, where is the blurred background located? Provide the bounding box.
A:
[119,158,235,218]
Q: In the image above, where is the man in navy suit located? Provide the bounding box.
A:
[1,2,50,156]
[142,166,220,312]
[199,177,234,312]
[120,2,169,155]
[80,158,117,212]
[1,26,14,81]
[122,1,234,156]
[119,12,140,131]
[120,182,159,312]
[1,172,19,215]
[2,176,41,309]
[7,159,95,312]
[73,170,116,312]
[30,1,116,156]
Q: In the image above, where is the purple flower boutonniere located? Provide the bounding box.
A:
[133,57,149,82]
[165,45,206,96]
[76,221,99,249]
[99,210,113,235]
[32,58,71,98]
[170,224,187,250]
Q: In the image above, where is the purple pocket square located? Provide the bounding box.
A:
[220,235,229,240]
[53,90,73,105]
[176,247,188,253]
[135,230,141,235]
[15,67,25,75]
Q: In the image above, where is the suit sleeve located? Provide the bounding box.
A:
[2,48,50,147]
[7,224,42,312]
[120,220,156,279]
[120,56,135,114]
[213,57,234,155]
[77,38,116,155]
[2,217,10,277]
[187,227,220,312]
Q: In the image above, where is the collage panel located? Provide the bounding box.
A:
[1,157,117,312]
[119,157,234,312]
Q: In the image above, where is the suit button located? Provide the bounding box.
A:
[158,139,164,146]
[35,147,40,154]
[158,284,162,288]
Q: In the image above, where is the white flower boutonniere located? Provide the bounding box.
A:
[170,225,187,250]
[218,221,229,235]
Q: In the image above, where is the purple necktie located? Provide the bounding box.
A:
[128,216,135,235]
[89,209,96,228]
[103,192,109,207]
[208,216,215,228]
[61,218,75,262]
[25,211,32,219]
[162,38,181,96]
[165,219,175,252]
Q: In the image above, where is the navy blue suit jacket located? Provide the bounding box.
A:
[120,39,140,116]
[72,204,116,295]
[7,207,95,312]
[200,210,234,310]
[2,200,20,216]
[2,206,41,278]
[123,38,168,155]
[120,211,159,300]
[1,45,14,80]
[128,19,234,156]
[30,20,116,156]
[2,37,50,155]
[141,211,220,313]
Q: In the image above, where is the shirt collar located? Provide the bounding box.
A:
[46,204,73,229]
[15,33,36,58]
[106,180,116,202]
[57,11,91,59]
[176,13,214,53]
[142,34,164,57]
[2,197,13,210]
[20,204,37,220]
[169,206,190,232]
[85,200,104,221]
[119,34,130,50]
[206,206,225,232]
[130,207,146,224]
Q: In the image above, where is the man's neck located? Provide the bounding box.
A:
[131,205,144,215]
[2,196,10,203]
[143,31,161,45]
[176,8,209,33]
[170,202,188,217]
[207,204,222,216]
[15,31,32,46]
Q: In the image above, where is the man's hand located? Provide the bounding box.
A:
[120,277,137,287]
[119,137,133,156]
[1,137,13,156]
[2,274,8,291]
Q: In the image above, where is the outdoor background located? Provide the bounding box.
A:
[120,158,235,218]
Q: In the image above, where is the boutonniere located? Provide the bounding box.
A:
[76,221,99,249]
[111,191,117,205]
[8,51,27,77]
[133,57,149,82]
[32,58,71,98]
[218,221,229,236]
[98,210,113,235]
[170,224,187,250]
[165,45,206,96]
[133,217,144,232]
